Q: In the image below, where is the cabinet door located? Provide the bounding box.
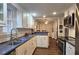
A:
[0,4,3,22]
[66,42,75,55]
[30,38,36,54]
[36,36,42,47]
[33,37,37,48]
[0,3,7,26]
[25,41,32,55]
[66,43,71,55]
[16,37,36,55]
[69,44,75,55]
[36,35,49,48]
[41,36,48,48]
[16,44,26,55]
[25,37,36,55]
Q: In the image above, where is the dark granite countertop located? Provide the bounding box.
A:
[0,35,35,55]
[34,32,48,35]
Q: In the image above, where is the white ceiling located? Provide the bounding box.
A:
[18,3,74,18]
[18,3,74,23]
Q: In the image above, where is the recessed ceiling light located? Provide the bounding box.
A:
[32,13,37,17]
[52,12,56,15]
[43,15,46,18]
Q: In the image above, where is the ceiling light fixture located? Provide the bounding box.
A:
[32,13,37,17]
[52,12,56,15]
[43,15,46,18]
[45,21,48,24]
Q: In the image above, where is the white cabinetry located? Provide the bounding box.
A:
[22,13,34,28]
[0,3,7,26]
[16,36,36,55]
[66,42,75,55]
[36,35,49,48]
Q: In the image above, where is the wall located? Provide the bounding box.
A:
[58,17,65,37]
[57,4,77,38]
[35,17,60,39]
[52,19,58,39]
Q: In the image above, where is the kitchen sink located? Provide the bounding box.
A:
[8,40,21,45]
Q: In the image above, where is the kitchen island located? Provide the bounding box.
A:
[34,32,49,48]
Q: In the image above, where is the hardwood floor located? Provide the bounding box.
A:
[33,37,62,55]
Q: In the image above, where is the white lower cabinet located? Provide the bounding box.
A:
[16,36,36,55]
[66,42,75,55]
[36,35,49,48]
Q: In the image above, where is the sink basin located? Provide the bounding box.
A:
[8,40,21,45]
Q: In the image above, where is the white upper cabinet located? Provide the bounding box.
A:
[16,8,23,28]
[22,12,28,28]
[22,13,34,28]
[3,3,17,33]
[0,3,7,26]
[0,4,3,23]
[0,3,34,28]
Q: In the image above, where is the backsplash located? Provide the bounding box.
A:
[16,28,34,37]
[0,27,10,43]
[0,27,34,43]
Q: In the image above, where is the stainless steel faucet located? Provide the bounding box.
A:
[10,28,17,41]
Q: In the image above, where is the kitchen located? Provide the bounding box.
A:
[0,3,78,55]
